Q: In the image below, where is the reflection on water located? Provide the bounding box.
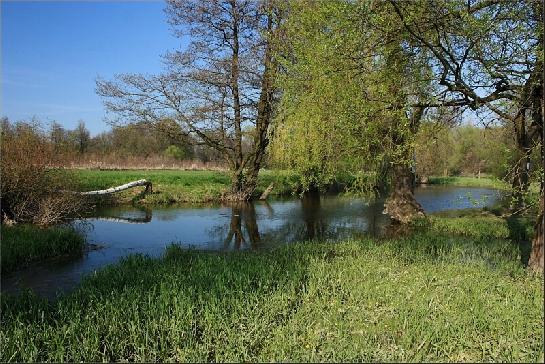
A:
[2,185,504,297]
[221,203,261,250]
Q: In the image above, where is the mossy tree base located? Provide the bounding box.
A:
[384,163,425,224]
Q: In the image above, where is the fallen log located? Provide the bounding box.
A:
[259,183,274,200]
[79,179,152,195]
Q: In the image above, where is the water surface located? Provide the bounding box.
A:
[1,185,504,297]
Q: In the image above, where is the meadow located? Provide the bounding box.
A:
[427,176,510,190]
[73,169,303,204]
[73,169,507,205]
[1,215,543,362]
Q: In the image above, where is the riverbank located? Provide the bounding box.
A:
[0,225,85,273]
[1,215,543,362]
[426,176,509,190]
[74,169,507,205]
[74,169,303,204]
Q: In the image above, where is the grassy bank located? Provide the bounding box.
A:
[0,225,85,273]
[74,170,512,206]
[427,176,509,190]
[1,216,543,362]
[74,169,302,204]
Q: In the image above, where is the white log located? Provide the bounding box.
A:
[259,183,274,200]
[80,179,152,196]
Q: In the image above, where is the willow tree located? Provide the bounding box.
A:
[271,0,433,223]
[97,0,283,200]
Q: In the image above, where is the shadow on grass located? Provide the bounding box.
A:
[505,216,532,267]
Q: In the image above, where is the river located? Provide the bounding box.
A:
[1,185,504,298]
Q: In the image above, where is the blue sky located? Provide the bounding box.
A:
[1,1,183,135]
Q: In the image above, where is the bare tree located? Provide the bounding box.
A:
[74,120,90,155]
[97,0,283,200]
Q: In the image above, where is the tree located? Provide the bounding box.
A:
[73,120,90,155]
[271,0,432,223]
[50,121,70,155]
[389,0,543,271]
[163,145,186,160]
[97,0,283,200]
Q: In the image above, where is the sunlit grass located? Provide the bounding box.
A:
[73,169,303,204]
[73,171,515,206]
[427,176,509,190]
[1,216,543,362]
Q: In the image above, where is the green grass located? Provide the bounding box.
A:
[1,216,543,362]
[73,169,302,204]
[427,176,510,190]
[73,170,517,206]
[0,225,85,273]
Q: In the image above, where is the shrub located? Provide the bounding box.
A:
[163,144,186,160]
[0,120,88,226]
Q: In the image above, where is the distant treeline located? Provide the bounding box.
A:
[1,117,230,168]
[1,117,537,179]
[415,122,541,181]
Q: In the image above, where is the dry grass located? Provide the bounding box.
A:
[55,154,227,171]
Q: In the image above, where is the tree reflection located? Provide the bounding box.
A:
[364,200,387,237]
[301,190,326,240]
[223,202,261,250]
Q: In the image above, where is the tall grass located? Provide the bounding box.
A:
[1,216,543,362]
[0,224,85,273]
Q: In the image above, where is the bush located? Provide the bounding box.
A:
[163,145,186,160]
[0,120,88,226]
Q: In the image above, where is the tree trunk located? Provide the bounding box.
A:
[528,192,544,273]
[225,7,277,202]
[383,162,425,224]
[224,204,244,250]
[230,1,243,181]
[223,202,260,250]
[384,106,426,224]
[526,24,543,272]
[301,189,322,240]
[511,112,531,212]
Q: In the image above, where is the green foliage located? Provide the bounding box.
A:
[163,145,186,161]
[0,225,85,273]
[415,123,516,179]
[1,216,543,362]
[271,0,433,194]
[92,121,193,160]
